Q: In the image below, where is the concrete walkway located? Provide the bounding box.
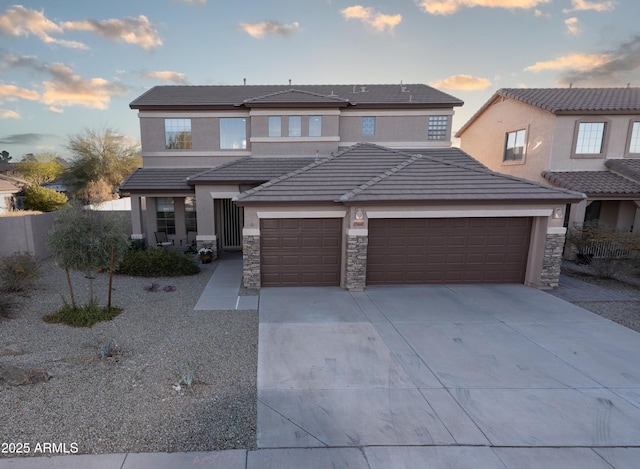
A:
[3,270,640,468]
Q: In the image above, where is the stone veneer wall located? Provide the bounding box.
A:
[541,232,565,289]
[345,235,368,291]
[243,235,261,289]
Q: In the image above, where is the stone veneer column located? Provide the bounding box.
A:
[345,235,368,291]
[541,232,565,289]
[243,235,261,289]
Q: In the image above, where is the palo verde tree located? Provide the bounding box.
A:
[46,204,130,308]
[65,128,141,203]
[16,153,66,186]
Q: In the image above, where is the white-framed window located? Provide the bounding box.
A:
[574,122,606,155]
[156,197,175,235]
[268,116,281,137]
[504,129,526,161]
[362,116,375,136]
[309,116,322,137]
[628,121,640,155]
[220,118,247,149]
[289,116,302,137]
[428,115,448,141]
[164,119,192,149]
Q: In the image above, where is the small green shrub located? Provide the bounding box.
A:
[43,300,122,327]
[117,248,200,277]
[23,184,68,212]
[176,362,200,387]
[130,238,147,251]
[0,252,41,292]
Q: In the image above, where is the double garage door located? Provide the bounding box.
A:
[260,217,532,287]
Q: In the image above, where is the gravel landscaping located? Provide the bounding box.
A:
[0,257,258,456]
[561,260,640,334]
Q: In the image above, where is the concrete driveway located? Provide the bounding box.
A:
[257,284,640,468]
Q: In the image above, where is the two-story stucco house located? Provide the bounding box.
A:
[456,87,640,235]
[121,83,583,290]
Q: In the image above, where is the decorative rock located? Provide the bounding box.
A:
[0,363,51,386]
[2,344,24,356]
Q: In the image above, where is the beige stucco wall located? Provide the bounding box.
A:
[549,115,640,171]
[459,98,556,184]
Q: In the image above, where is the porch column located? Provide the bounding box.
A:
[129,195,145,241]
[195,185,217,256]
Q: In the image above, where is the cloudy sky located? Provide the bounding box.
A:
[1,0,638,159]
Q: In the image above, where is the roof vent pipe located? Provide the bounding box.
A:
[289,79,292,86]
[243,78,246,86]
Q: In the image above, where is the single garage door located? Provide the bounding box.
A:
[367,217,532,285]
[261,218,342,286]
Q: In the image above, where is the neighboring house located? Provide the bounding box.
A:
[456,87,640,235]
[0,174,26,213]
[121,84,583,290]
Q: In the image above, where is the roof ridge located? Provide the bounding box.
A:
[339,153,423,201]
[242,88,350,103]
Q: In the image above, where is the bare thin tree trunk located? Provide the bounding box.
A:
[108,246,115,309]
[86,270,94,304]
[65,268,76,309]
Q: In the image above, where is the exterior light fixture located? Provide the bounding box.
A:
[552,207,564,219]
[354,208,365,226]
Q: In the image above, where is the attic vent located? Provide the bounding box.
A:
[360,86,367,92]
[352,85,357,93]
[401,86,409,92]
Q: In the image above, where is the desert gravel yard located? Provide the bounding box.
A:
[0,257,258,456]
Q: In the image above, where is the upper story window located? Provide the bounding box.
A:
[289,116,302,137]
[574,121,607,156]
[220,118,247,149]
[428,115,448,141]
[268,116,281,137]
[165,119,191,149]
[504,129,526,161]
[309,116,322,137]
[628,121,640,155]
[362,117,375,136]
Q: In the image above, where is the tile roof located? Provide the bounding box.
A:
[235,143,584,204]
[0,174,26,193]
[119,168,209,193]
[497,87,640,114]
[605,158,640,182]
[457,87,640,137]
[542,170,640,197]
[188,157,316,183]
[130,84,463,109]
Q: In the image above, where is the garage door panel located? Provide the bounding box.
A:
[367,217,531,285]
[260,218,341,287]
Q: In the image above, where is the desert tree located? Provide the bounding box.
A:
[46,204,130,307]
[65,128,141,202]
[16,153,66,186]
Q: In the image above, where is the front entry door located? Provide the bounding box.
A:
[215,199,243,251]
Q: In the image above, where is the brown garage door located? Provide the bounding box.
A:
[367,217,532,285]
[261,218,342,286]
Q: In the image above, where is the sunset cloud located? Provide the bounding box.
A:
[341,5,402,32]
[142,70,188,84]
[63,15,162,49]
[0,83,40,103]
[565,17,581,35]
[0,109,20,119]
[237,21,300,38]
[430,74,492,90]
[524,52,611,72]
[41,63,127,110]
[416,0,550,15]
[0,5,86,49]
[563,0,616,13]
